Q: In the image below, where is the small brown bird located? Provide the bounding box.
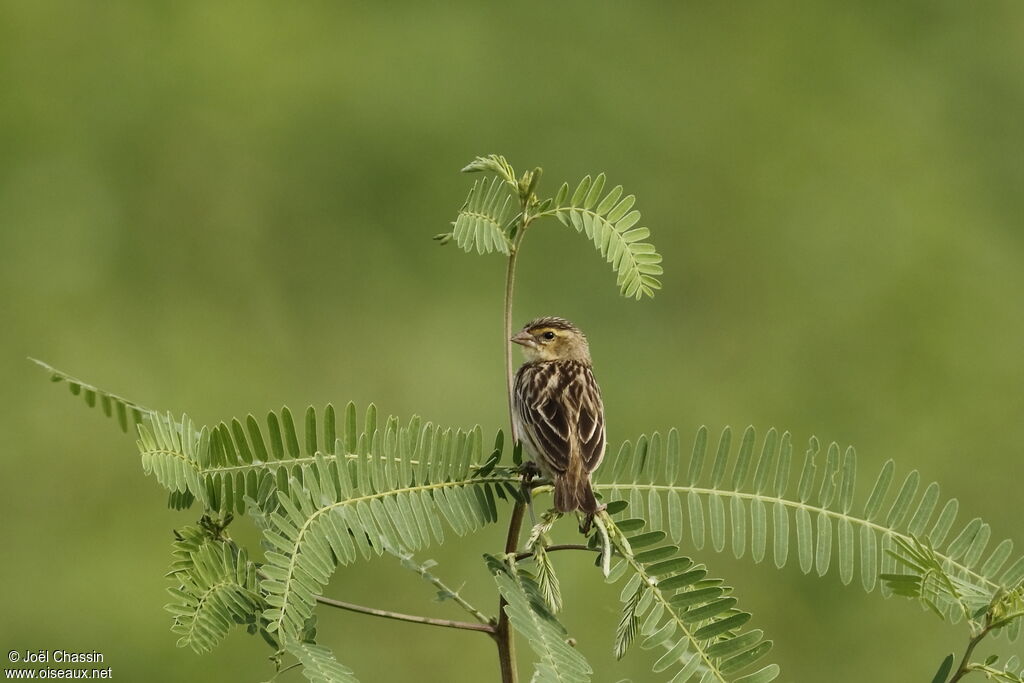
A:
[511,317,606,514]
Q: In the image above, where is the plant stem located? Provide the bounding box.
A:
[504,242,521,443]
[315,595,495,634]
[496,193,533,683]
[496,501,526,683]
[948,626,990,682]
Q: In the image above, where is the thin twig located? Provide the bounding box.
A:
[515,544,595,562]
[315,595,495,634]
[270,659,301,679]
[396,552,494,626]
[270,661,303,681]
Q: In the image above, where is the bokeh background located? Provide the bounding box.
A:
[3,2,1023,681]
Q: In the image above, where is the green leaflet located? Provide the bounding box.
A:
[601,514,778,683]
[165,534,263,654]
[540,173,661,299]
[595,426,1023,641]
[884,536,1024,628]
[285,638,359,683]
[136,400,520,641]
[34,357,184,517]
[31,358,151,433]
[136,403,520,519]
[461,154,518,185]
[451,176,514,255]
[39,356,1024,674]
[488,556,591,683]
[258,416,514,638]
[533,544,564,614]
[444,157,662,300]
[972,654,1023,683]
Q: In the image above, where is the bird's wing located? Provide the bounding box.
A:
[515,362,572,475]
[574,365,606,473]
[515,361,606,477]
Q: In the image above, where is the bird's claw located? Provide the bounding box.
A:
[578,504,606,535]
[516,461,541,482]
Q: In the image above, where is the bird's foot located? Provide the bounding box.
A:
[516,460,542,482]
[578,507,603,535]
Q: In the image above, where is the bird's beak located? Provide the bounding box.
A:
[510,331,535,348]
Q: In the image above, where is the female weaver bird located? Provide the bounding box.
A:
[511,317,606,514]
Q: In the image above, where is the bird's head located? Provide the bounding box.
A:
[511,317,591,363]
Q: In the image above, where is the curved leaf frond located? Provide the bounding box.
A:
[533,545,563,614]
[598,512,778,683]
[139,413,208,501]
[259,419,517,637]
[487,555,592,683]
[32,358,151,433]
[596,426,1024,641]
[137,403,520,518]
[538,174,662,299]
[284,638,359,683]
[165,536,263,654]
[524,512,564,613]
[461,154,518,187]
[34,361,203,511]
[451,176,514,255]
[166,518,234,577]
[881,535,995,623]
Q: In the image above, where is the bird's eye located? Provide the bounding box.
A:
[542,331,556,341]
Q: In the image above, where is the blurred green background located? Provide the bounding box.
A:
[3,2,1023,680]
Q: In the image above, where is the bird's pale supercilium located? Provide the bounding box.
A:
[511,317,606,514]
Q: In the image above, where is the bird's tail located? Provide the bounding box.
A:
[553,470,599,514]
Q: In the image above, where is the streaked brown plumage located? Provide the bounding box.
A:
[511,317,606,514]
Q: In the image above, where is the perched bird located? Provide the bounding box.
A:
[511,317,606,514]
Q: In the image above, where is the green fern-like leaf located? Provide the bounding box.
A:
[137,403,522,518]
[524,512,563,613]
[138,412,209,501]
[994,583,1024,630]
[165,537,263,654]
[32,358,152,432]
[487,555,592,683]
[596,426,1024,641]
[35,361,197,510]
[881,535,993,621]
[539,174,662,299]
[284,638,359,683]
[451,176,514,255]
[461,154,517,186]
[599,512,778,683]
[167,524,219,577]
[533,545,564,614]
[135,401,523,642]
[259,418,517,637]
[166,518,235,577]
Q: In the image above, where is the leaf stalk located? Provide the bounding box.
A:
[315,595,495,634]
